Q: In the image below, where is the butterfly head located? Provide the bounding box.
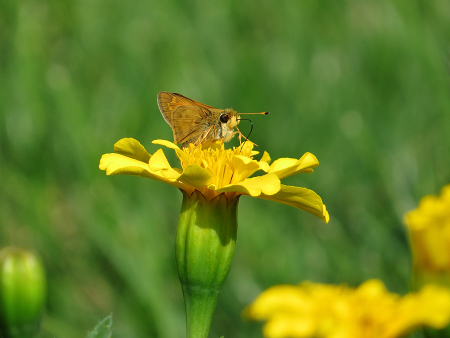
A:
[219,108,239,130]
[219,109,240,129]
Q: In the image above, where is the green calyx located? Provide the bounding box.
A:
[176,190,239,338]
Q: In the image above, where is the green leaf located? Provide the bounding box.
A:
[86,314,113,338]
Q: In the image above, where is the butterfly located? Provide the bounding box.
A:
[157,92,268,148]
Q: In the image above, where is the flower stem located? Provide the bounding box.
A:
[176,190,239,338]
[182,286,220,338]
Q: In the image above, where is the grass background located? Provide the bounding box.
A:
[1,0,450,337]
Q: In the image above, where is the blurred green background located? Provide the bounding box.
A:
[1,0,450,337]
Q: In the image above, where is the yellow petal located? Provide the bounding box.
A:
[413,285,450,328]
[178,165,214,190]
[260,151,271,165]
[100,153,187,189]
[148,149,171,170]
[213,173,280,197]
[245,285,318,338]
[264,317,316,338]
[100,153,149,172]
[103,161,153,178]
[152,139,190,163]
[241,140,256,154]
[152,139,180,150]
[231,155,268,183]
[148,149,181,180]
[386,284,450,337]
[113,138,151,163]
[245,285,310,319]
[269,153,319,179]
[256,185,329,223]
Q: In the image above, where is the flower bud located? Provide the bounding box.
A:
[0,247,46,338]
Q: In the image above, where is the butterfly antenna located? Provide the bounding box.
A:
[239,111,269,116]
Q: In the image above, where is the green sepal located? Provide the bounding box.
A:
[86,314,113,338]
[176,190,239,338]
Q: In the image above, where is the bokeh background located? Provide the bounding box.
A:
[1,0,450,337]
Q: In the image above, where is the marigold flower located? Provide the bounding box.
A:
[245,279,450,338]
[100,138,329,338]
[99,138,329,222]
[404,184,450,288]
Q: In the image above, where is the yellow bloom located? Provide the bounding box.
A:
[245,279,450,338]
[99,138,329,222]
[100,137,329,338]
[404,184,450,288]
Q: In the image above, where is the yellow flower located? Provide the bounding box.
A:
[245,279,450,338]
[404,184,450,288]
[100,137,329,338]
[99,138,329,222]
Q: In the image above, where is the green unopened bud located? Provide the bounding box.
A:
[176,190,239,338]
[0,247,46,338]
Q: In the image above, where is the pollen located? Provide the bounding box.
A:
[179,141,255,189]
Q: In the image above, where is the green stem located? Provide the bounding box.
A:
[176,190,239,338]
[182,286,220,338]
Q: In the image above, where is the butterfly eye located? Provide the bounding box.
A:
[219,114,229,123]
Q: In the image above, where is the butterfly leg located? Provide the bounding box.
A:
[235,126,258,147]
[192,125,215,148]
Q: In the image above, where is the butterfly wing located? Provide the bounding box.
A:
[157,92,216,126]
[171,105,214,147]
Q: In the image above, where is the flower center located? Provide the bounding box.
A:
[180,142,255,189]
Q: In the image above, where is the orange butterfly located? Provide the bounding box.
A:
[157,92,268,148]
